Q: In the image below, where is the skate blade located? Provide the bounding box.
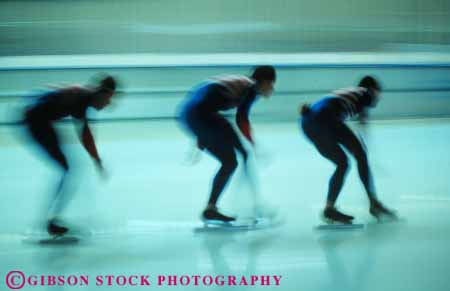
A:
[40,236,79,244]
[373,212,399,224]
[315,223,364,230]
[316,216,363,230]
[23,235,79,245]
[202,219,234,227]
[195,217,280,233]
[321,215,354,225]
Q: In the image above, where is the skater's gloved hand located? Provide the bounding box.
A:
[253,145,272,167]
[94,158,109,180]
[240,149,248,164]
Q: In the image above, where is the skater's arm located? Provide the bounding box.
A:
[358,109,369,126]
[236,93,256,145]
[76,119,101,164]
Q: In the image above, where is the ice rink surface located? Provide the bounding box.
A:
[1,118,449,290]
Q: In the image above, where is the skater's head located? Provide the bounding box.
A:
[251,65,276,98]
[91,75,117,110]
[358,75,381,107]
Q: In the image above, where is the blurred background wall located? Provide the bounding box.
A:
[0,0,449,123]
[1,0,449,55]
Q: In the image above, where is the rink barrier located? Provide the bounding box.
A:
[1,56,450,123]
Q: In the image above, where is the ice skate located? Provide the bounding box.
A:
[316,207,364,230]
[47,219,69,237]
[370,199,397,221]
[201,207,236,226]
[323,207,355,224]
[22,219,79,244]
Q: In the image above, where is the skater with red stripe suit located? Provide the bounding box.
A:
[300,76,396,224]
[178,66,276,224]
[24,75,117,236]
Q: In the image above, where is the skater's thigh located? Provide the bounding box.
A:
[192,114,237,147]
[334,122,366,157]
[27,121,68,168]
[28,122,60,152]
[314,137,347,166]
[303,117,347,165]
[205,141,237,165]
[215,116,243,149]
[203,116,238,164]
[185,113,239,165]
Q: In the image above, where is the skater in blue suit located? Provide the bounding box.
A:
[300,76,396,223]
[179,66,276,223]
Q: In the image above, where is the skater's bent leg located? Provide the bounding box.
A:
[314,140,355,222]
[27,122,71,224]
[333,124,396,218]
[320,146,349,207]
[355,151,375,198]
[186,114,239,222]
[328,156,348,206]
[217,115,248,160]
[207,144,238,207]
[28,122,69,171]
[337,123,376,200]
[302,119,349,207]
[48,172,74,219]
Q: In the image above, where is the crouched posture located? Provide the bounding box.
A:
[300,76,396,223]
[179,66,276,223]
[24,75,116,235]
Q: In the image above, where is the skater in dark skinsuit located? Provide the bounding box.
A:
[179,66,276,224]
[300,76,396,224]
[24,75,116,235]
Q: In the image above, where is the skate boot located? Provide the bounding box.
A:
[202,207,236,225]
[47,219,69,236]
[370,199,397,221]
[323,207,354,224]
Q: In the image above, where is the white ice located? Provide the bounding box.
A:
[1,118,449,291]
